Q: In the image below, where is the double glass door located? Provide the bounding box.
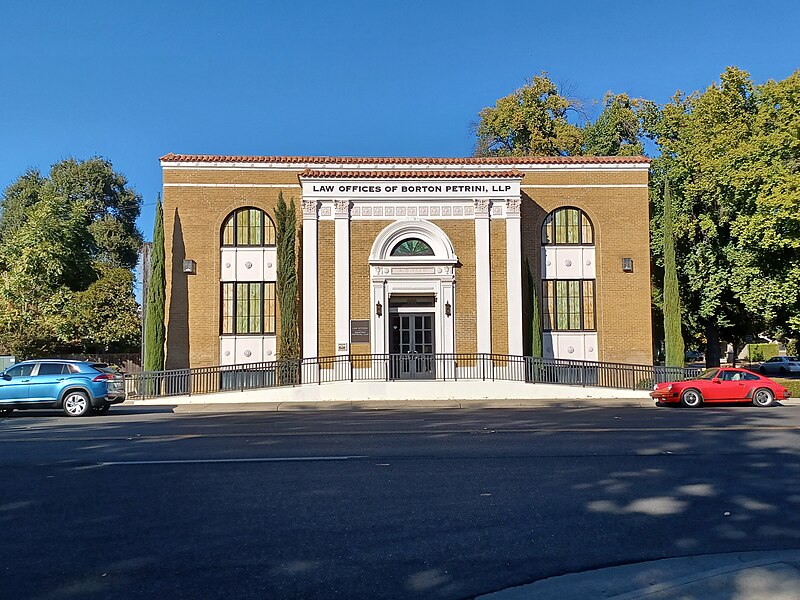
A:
[389,313,435,379]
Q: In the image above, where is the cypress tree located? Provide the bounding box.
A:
[527,258,543,357]
[662,179,685,367]
[143,196,165,372]
[276,193,298,360]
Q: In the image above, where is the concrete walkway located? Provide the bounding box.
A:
[127,397,800,411]
[125,379,652,405]
[476,550,800,600]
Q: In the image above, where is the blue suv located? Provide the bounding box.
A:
[0,360,125,417]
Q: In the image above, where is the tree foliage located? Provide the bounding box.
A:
[647,68,800,360]
[662,179,684,367]
[584,93,649,156]
[480,68,800,361]
[143,198,165,371]
[0,157,143,356]
[275,193,299,360]
[475,73,584,156]
[526,258,542,357]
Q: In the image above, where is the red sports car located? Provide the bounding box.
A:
[650,367,791,407]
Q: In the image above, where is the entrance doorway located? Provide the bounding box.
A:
[389,312,435,380]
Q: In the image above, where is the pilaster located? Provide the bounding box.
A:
[334,199,350,355]
[474,199,492,354]
[301,200,318,359]
[505,198,523,355]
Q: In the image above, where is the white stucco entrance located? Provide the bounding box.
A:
[369,220,457,358]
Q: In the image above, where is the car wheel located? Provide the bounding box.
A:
[93,404,111,415]
[680,388,703,408]
[62,391,91,417]
[752,388,775,407]
[0,408,13,417]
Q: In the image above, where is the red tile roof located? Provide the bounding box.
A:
[160,153,650,165]
[300,169,523,179]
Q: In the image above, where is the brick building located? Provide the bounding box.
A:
[160,154,653,374]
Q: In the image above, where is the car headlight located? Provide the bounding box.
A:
[667,384,673,391]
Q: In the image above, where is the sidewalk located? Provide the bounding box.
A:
[127,397,660,412]
[126,396,800,412]
[476,550,800,599]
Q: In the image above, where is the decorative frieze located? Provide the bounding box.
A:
[314,200,525,220]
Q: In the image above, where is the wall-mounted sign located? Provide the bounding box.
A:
[350,320,370,344]
[302,179,520,200]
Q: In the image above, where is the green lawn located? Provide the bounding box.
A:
[774,378,800,398]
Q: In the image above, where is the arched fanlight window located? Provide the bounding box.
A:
[390,238,435,256]
[541,208,594,245]
[221,207,276,247]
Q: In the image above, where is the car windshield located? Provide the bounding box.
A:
[696,369,720,380]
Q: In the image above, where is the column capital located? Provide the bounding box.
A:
[333,199,351,217]
[302,200,319,219]
[473,198,491,218]
[505,198,521,217]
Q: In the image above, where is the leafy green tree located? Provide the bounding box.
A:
[584,93,649,156]
[0,157,142,357]
[475,73,584,156]
[646,68,800,364]
[727,72,800,336]
[662,179,684,367]
[0,170,45,244]
[68,266,142,352]
[143,198,165,371]
[275,193,299,360]
[1,158,143,269]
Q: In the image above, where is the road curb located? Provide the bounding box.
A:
[477,549,800,600]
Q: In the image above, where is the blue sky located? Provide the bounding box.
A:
[1,0,798,244]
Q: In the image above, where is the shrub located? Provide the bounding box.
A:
[748,343,779,362]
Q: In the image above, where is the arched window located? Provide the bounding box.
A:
[390,238,435,256]
[541,207,596,333]
[542,207,593,245]
[221,207,276,247]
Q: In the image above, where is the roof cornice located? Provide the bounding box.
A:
[160,153,651,171]
[300,169,524,179]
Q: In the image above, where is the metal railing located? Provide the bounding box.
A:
[124,354,703,400]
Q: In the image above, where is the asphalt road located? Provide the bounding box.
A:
[3,403,800,599]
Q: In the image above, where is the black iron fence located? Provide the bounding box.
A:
[124,354,703,400]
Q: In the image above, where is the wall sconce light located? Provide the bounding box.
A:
[375,301,383,317]
[622,258,633,273]
[182,259,196,275]
[445,301,451,317]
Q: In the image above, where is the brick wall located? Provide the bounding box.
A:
[435,220,477,354]
[162,183,300,368]
[349,221,393,356]
[163,163,652,368]
[519,169,652,364]
[316,220,335,357]
[490,219,509,355]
